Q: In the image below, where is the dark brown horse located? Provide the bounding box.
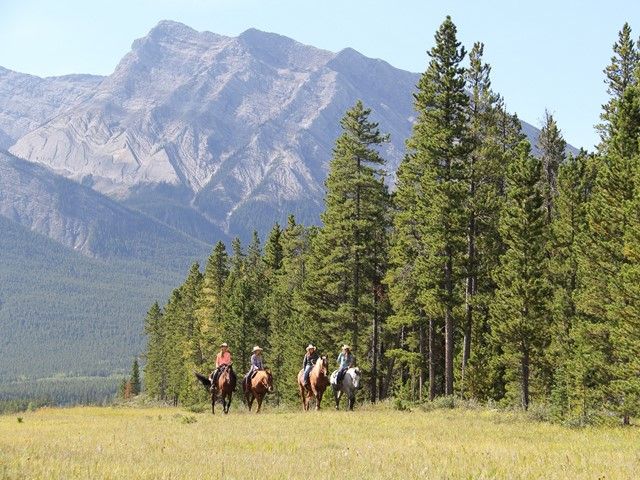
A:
[297,356,329,411]
[243,369,273,413]
[195,365,237,414]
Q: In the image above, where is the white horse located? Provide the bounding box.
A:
[330,367,362,410]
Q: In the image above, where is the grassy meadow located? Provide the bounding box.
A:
[1,403,639,479]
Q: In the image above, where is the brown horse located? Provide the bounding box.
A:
[243,369,274,413]
[297,356,329,411]
[195,365,237,414]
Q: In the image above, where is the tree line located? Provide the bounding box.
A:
[144,17,640,424]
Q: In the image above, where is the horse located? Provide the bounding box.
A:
[195,365,237,414]
[243,368,274,413]
[330,367,362,410]
[297,356,330,411]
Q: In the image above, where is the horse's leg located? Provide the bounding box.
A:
[334,389,341,410]
[256,394,263,413]
[315,391,323,411]
[300,387,306,411]
[348,394,354,411]
[248,393,254,412]
[211,390,216,415]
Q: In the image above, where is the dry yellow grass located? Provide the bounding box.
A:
[1,404,639,479]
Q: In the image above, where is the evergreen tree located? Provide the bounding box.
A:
[548,152,596,422]
[300,100,391,401]
[264,223,284,272]
[224,234,269,372]
[578,56,640,424]
[267,216,313,403]
[143,302,166,399]
[130,358,141,396]
[411,16,470,397]
[491,141,550,410]
[537,111,566,222]
[197,241,229,366]
[599,23,639,148]
[459,42,503,396]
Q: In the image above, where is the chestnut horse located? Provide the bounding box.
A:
[195,365,237,414]
[243,369,273,413]
[297,356,329,411]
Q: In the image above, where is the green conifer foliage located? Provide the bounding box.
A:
[300,100,391,400]
[491,141,550,410]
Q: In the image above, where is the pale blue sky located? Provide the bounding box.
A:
[1,0,639,149]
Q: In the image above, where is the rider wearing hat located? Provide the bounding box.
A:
[244,345,264,389]
[211,342,232,389]
[302,344,319,387]
[336,345,355,384]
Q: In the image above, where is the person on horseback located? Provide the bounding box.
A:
[336,344,355,385]
[210,342,232,390]
[302,344,319,387]
[243,346,264,390]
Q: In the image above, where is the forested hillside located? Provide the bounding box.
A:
[143,18,640,425]
[0,216,205,381]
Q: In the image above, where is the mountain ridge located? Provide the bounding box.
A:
[5,21,575,243]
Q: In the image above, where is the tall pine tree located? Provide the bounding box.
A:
[300,100,391,401]
[491,141,549,410]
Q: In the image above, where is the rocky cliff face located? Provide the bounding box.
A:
[6,20,560,242]
[0,67,102,149]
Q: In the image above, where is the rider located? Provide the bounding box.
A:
[336,344,355,385]
[302,344,319,387]
[244,345,264,390]
[211,342,232,390]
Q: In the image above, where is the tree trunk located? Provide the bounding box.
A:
[521,348,530,410]
[462,210,476,396]
[370,283,379,402]
[419,322,425,401]
[444,250,454,396]
[428,317,436,401]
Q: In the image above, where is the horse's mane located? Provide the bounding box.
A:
[313,356,328,375]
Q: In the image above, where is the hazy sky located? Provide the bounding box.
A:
[1,0,639,150]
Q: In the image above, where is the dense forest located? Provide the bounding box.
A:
[143,17,640,424]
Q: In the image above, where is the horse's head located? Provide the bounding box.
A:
[264,368,274,393]
[351,367,362,390]
[320,355,329,375]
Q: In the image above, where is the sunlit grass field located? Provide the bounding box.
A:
[1,403,639,479]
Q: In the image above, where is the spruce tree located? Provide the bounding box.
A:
[491,141,549,410]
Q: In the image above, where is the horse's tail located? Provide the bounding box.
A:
[194,371,211,389]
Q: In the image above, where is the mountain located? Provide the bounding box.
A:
[0,67,103,149]
[0,21,578,387]
[0,150,215,267]
[8,20,569,241]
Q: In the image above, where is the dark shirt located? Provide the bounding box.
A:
[303,351,319,369]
